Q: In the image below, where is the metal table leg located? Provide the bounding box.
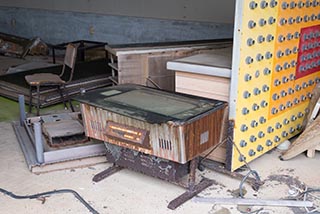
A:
[167,158,214,210]
[36,85,40,116]
[92,164,124,183]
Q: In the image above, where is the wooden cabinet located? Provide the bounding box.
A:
[105,40,232,91]
[167,46,232,163]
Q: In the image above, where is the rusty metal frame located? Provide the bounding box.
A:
[167,158,214,210]
[12,111,106,172]
[92,148,214,210]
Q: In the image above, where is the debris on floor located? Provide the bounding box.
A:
[13,111,106,173]
[1,119,320,213]
[0,32,48,58]
[0,58,113,107]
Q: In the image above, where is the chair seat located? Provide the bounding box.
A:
[25,73,65,86]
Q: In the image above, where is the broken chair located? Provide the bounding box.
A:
[25,43,77,115]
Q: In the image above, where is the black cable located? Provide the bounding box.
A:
[231,140,262,197]
[199,137,228,164]
[299,188,320,197]
[0,188,99,214]
[239,169,261,198]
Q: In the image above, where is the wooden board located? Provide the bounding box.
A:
[107,41,232,91]
[281,115,320,160]
[175,71,230,102]
[307,145,320,158]
[167,47,232,78]
[106,40,232,56]
[146,54,176,91]
[169,50,232,163]
[117,54,145,85]
[303,83,320,128]
[281,84,320,160]
[201,106,229,163]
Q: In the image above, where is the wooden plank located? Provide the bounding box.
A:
[281,83,320,160]
[108,62,118,71]
[307,145,320,158]
[107,41,232,56]
[201,107,229,163]
[117,54,145,85]
[281,115,320,160]
[146,54,176,91]
[176,71,230,102]
[202,146,226,163]
[106,40,232,91]
[303,83,320,128]
[175,70,230,163]
[167,47,232,78]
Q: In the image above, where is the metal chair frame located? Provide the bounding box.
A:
[25,43,77,115]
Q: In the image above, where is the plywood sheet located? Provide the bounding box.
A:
[167,47,232,78]
[176,71,230,102]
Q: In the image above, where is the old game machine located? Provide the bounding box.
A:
[75,84,227,209]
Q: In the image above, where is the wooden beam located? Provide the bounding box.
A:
[281,115,320,160]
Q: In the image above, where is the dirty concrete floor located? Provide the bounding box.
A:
[0,121,319,214]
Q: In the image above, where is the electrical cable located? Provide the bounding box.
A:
[199,137,228,164]
[299,189,320,197]
[239,169,261,198]
[231,140,261,197]
[0,188,99,214]
[198,132,262,197]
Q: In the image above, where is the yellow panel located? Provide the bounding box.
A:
[231,0,320,171]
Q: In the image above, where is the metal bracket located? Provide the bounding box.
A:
[92,164,124,182]
[168,178,213,210]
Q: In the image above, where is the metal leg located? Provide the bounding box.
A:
[36,85,40,116]
[68,100,74,112]
[28,86,33,113]
[92,164,123,182]
[52,48,56,64]
[188,158,198,191]
[34,122,44,163]
[79,41,85,61]
[63,85,74,112]
[57,85,67,109]
[18,95,26,126]
[167,158,214,210]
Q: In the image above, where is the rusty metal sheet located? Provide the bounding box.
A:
[42,120,86,147]
[104,143,189,182]
[0,32,48,57]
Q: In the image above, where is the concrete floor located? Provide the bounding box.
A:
[0,121,319,214]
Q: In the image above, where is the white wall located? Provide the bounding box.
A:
[0,0,235,23]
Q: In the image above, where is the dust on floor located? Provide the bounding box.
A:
[0,122,319,214]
